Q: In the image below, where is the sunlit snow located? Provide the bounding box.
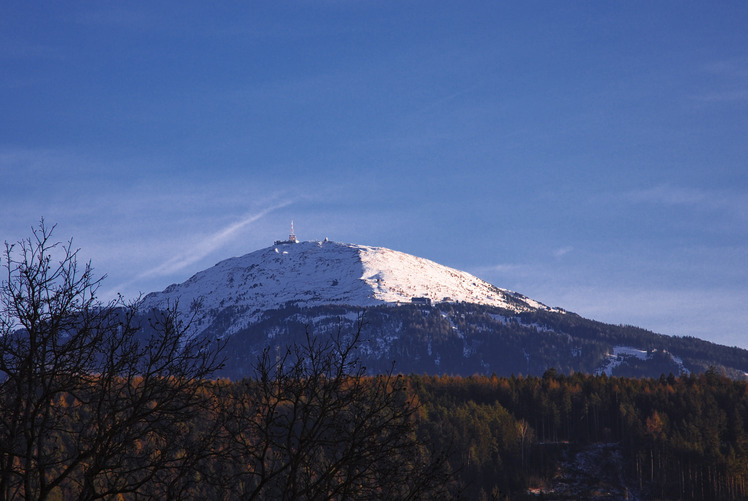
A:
[142,240,557,340]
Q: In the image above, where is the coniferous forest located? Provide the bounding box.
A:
[4,366,748,499]
[408,370,748,499]
[4,223,748,500]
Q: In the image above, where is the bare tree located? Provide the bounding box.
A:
[0,220,223,500]
[517,419,530,470]
[209,320,453,500]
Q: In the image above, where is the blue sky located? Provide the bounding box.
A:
[2,2,748,348]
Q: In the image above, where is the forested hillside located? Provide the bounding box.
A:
[217,302,748,380]
[408,370,748,499]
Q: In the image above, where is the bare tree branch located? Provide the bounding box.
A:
[0,220,224,501]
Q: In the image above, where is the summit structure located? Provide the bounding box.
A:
[274,221,298,245]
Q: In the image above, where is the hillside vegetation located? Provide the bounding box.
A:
[218,302,748,380]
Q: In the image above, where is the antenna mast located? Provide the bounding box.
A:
[289,220,297,243]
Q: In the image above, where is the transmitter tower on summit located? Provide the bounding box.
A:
[274,221,298,245]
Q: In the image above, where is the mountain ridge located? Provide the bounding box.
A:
[140,239,748,380]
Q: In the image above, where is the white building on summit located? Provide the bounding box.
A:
[274,221,298,245]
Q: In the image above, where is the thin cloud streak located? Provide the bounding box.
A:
[696,90,748,103]
[142,203,290,278]
[622,184,748,220]
[109,201,291,296]
[696,58,748,103]
[553,246,574,258]
[471,263,527,276]
[622,185,710,207]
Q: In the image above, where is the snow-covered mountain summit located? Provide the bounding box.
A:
[142,239,556,337]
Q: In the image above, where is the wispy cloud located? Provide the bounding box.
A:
[140,203,290,279]
[623,185,707,206]
[412,84,482,116]
[107,201,291,297]
[471,263,526,275]
[622,184,748,220]
[693,58,748,104]
[696,90,748,103]
[702,58,748,79]
[553,246,573,258]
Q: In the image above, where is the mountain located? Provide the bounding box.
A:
[142,239,748,380]
[143,240,556,335]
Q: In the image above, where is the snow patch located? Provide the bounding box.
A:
[595,346,689,376]
[596,347,648,376]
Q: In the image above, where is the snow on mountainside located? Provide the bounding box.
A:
[142,240,557,338]
[138,238,748,380]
